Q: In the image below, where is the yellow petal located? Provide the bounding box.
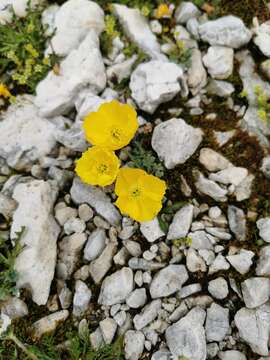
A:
[83,100,138,150]
[75,146,120,187]
[115,168,145,197]
[139,173,167,201]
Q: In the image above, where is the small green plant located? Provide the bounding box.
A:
[254,85,270,125]
[163,36,192,68]
[128,141,165,178]
[172,237,193,247]
[0,227,25,301]
[0,6,54,93]
[100,14,121,56]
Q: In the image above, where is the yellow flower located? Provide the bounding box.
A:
[155,4,171,19]
[0,83,11,98]
[115,168,167,222]
[75,146,120,187]
[83,100,139,150]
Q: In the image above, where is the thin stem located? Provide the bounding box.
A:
[7,333,39,360]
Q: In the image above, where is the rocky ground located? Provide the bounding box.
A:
[1,0,270,359]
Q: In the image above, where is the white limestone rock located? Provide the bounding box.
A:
[32,310,69,340]
[235,304,270,356]
[124,330,145,360]
[130,61,186,114]
[175,2,201,24]
[203,46,234,80]
[226,249,254,275]
[98,268,134,306]
[140,217,165,243]
[257,217,270,243]
[47,0,104,56]
[253,21,270,57]
[133,299,161,330]
[73,280,92,317]
[166,307,206,360]
[0,96,61,171]
[70,177,121,226]
[152,118,203,169]
[241,277,270,309]
[84,229,106,261]
[0,0,44,23]
[35,31,106,117]
[256,246,270,276]
[150,265,188,298]
[113,4,165,60]
[205,303,229,342]
[11,180,60,305]
[207,79,235,97]
[187,49,207,95]
[167,204,194,240]
[193,170,228,202]
[198,16,252,49]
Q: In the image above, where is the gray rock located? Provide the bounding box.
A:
[70,177,121,226]
[241,277,270,309]
[113,4,165,60]
[100,318,117,345]
[123,240,142,257]
[57,233,87,280]
[219,350,247,360]
[256,246,270,276]
[188,231,213,250]
[47,0,104,56]
[133,299,161,330]
[32,310,69,340]
[209,167,248,186]
[11,180,60,306]
[178,283,202,298]
[126,288,147,309]
[78,204,93,222]
[235,304,270,356]
[203,46,234,79]
[90,327,104,350]
[151,351,175,360]
[55,206,77,226]
[1,297,28,319]
[166,307,206,360]
[194,170,228,202]
[208,277,229,299]
[199,148,231,172]
[84,229,106,261]
[73,280,92,317]
[226,249,254,275]
[152,118,203,169]
[128,258,165,271]
[35,31,106,117]
[0,96,61,171]
[64,217,85,235]
[98,268,134,306]
[124,330,145,360]
[89,242,118,284]
[257,217,270,243]
[198,16,251,48]
[253,21,270,57]
[206,303,229,341]
[175,2,201,24]
[150,265,188,298]
[208,254,230,275]
[107,55,138,83]
[228,206,246,241]
[187,48,207,95]
[234,173,254,201]
[207,79,235,97]
[213,130,236,147]
[0,0,44,23]
[130,61,185,114]
[186,248,207,272]
[140,217,165,243]
[261,156,270,179]
[167,204,194,240]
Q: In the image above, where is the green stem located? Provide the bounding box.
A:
[7,333,39,360]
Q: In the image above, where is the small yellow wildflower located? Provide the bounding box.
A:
[258,109,267,121]
[75,146,120,187]
[155,4,171,19]
[0,83,11,98]
[83,100,139,150]
[115,168,167,222]
[25,44,39,59]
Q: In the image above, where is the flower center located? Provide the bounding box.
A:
[111,128,122,142]
[131,188,141,198]
[97,164,108,174]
